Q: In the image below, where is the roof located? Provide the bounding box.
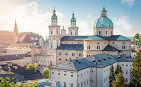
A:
[57,44,83,50]
[61,36,89,41]
[50,54,132,71]
[94,17,114,28]
[103,45,119,51]
[17,34,33,43]
[85,35,131,41]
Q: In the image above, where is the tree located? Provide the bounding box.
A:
[112,72,125,87]
[0,77,38,87]
[43,67,50,79]
[130,51,141,87]
[109,65,115,87]
[26,64,37,72]
[133,33,140,45]
[115,64,122,75]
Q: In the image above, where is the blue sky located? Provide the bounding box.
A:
[0,0,141,38]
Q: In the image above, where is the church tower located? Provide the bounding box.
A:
[68,12,78,36]
[48,7,61,49]
[13,20,18,44]
[93,7,114,37]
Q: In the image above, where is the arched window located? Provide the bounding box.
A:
[71,32,72,35]
[106,31,108,34]
[51,31,53,35]
[57,31,58,35]
[98,31,101,35]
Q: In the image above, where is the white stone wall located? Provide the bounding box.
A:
[50,69,77,87]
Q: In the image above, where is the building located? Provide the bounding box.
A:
[39,7,131,66]
[50,54,132,87]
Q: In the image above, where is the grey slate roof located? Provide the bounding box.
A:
[103,45,119,51]
[61,36,90,41]
[85,35,131,41]
[57,44,83,50]
[50,54,132,71]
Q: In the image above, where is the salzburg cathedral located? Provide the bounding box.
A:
[45,7,131,65]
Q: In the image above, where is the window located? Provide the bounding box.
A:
[106,31,108,34]
[75,32,77,35]
[66,59,68,61]
[87,79,88,84]
[84,81,86,85]
[51,31,53,35]
[52,72,54,74]
[98,31,101,35]
[79,53,82,57]
[72,53,75,56]
[81,82,83,87]
[58,73,60,75]
[122,46,126,49]
[71,83,73,87]
[111,31,112,34]
[65,53,68,56]
[87,46,90,50]
[97,46,100,50]
[64,82,66,87]
[71,75,73,77]
[64,74,66,76]
[59,59,61,61]
[59,52,61,55]
[71,32,72,35]
[51,45,52,48]
[126,70,128,74]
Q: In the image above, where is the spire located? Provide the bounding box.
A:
[53,6,56,14]
[14,20,18,36]
[71,11,76,22]
[101,7,107,17]
[51,7,57,20]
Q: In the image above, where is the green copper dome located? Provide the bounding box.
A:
[51,8,58,20]
[71,13,76,22]
[94,17,114,28]
[94,7,114,28]
[51,14,57,20]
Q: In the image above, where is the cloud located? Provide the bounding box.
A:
[112,15,134,36]
[121,0,136,6]
[0,1,64,39]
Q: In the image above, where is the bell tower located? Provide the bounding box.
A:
[48,7,61,49]
[68,12,78,36]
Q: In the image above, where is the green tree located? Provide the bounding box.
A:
[0,77,38,87]
[26,64,37,72]
[138,36,141,42]
[112,72,125,87]
[115,64,122,74]
[130,51,141,87]
[43,67,50,79]
[133,33,140,44]
[109,65,115,87]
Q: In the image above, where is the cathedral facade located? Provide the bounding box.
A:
[46,7,131,65]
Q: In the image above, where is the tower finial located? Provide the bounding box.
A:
[101,7,107,17]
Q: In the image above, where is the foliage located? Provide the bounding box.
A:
[133,33,140,45]
[0,77,38,87]
[109,65,115,87]
[43,67,50,79]
[115,64,122,75]
[112,72,125,87]
[130,51,141,87]
[26,64,37,72]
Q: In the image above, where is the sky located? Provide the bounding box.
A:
[0,0,141,39]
